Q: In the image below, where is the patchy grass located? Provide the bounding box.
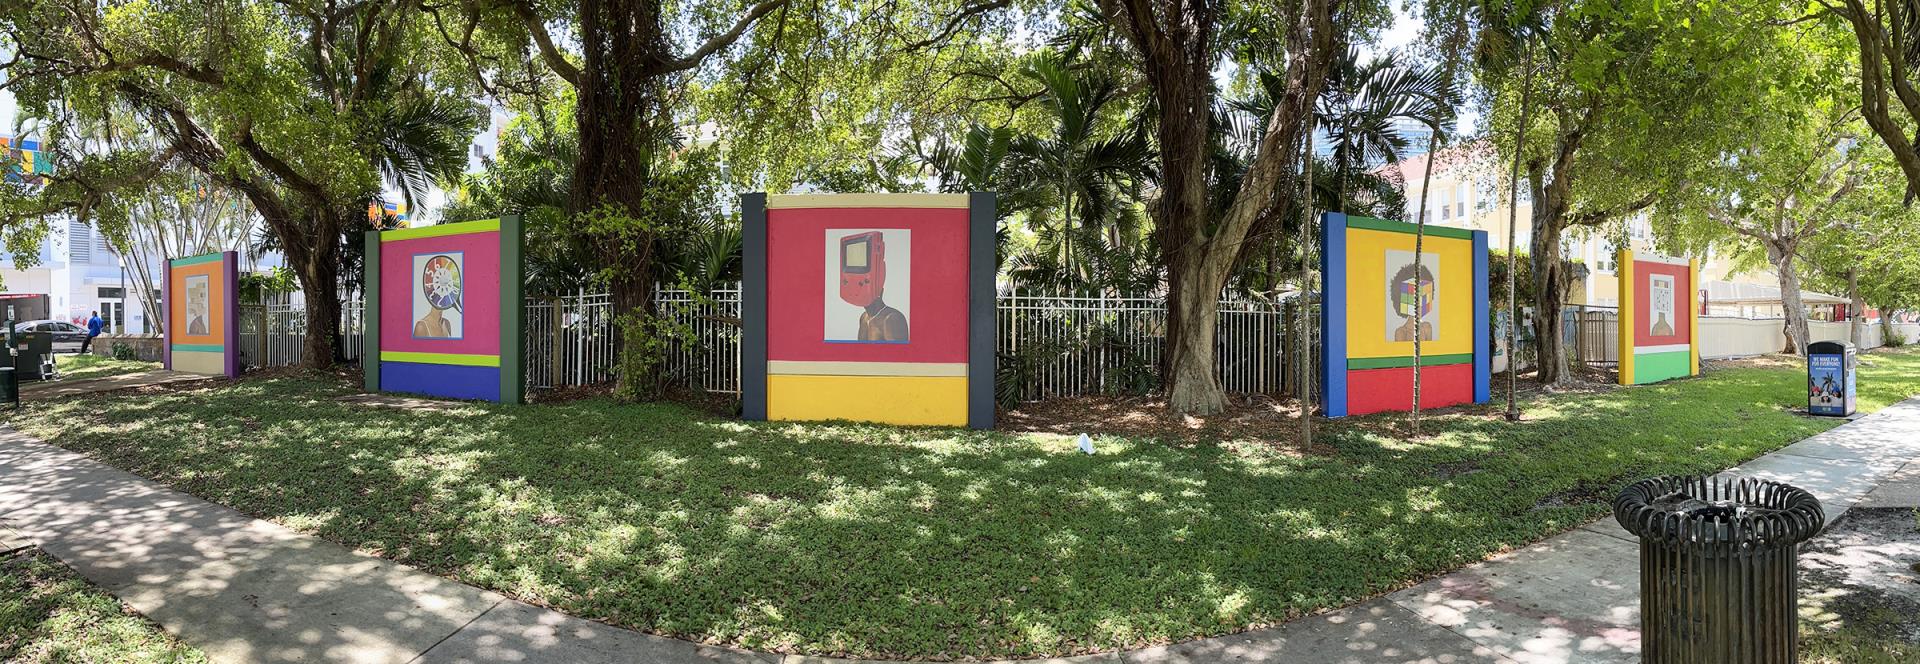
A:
[54,354,161,381]
[9,348,1920,659]
[0,548,205,663]
[1802,603,1920,663]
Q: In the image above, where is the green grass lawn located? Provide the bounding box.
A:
[10,348,1920,659]
[54,354,161,381]
[0,549,205,663]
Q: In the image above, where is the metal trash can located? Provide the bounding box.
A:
[1806,340,1855,417]
[1615,476,1825,663]
[12,331,49,381]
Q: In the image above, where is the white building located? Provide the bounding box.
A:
[0,220,162,333]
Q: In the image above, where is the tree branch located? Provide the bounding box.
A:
[652,0,789,74]
[897,0,1013,52]
[510,0,581,86]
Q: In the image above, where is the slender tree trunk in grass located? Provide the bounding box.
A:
[1767,239,1811,355]
[1848,266,1864,347]
[1298,115,1315,447]
[1409,135,1440,436]
[1505,47,1532,422]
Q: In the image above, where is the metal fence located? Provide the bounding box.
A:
[239,294,364,369]
[995,291,1299,401]
[525,290,618,390]
[654,287,742,393]
[235,286,1308,401]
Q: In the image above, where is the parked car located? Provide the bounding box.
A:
[13,319,89,353]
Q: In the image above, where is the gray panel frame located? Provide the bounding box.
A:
[968,192,996,429]
[741,193,769,420]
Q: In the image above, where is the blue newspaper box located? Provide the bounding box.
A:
[1807,340,1855,417]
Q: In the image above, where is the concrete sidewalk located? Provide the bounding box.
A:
[2,400,1918,664]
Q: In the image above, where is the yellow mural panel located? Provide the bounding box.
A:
[768,374,969,426]
[171,350,225,375]
[1344,228,1475,359]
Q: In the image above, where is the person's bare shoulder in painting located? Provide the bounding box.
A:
[1651,313,1673,337]
[858,296,909,341]
[1392,317,1433,342]
[414,308,453,338]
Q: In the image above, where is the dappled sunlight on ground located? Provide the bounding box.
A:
[3,346,1917,659]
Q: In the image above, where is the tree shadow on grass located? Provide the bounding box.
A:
[13,360,1918,660]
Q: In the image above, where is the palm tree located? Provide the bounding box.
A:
[913,49,1155,292]
[1005,52,1154,290]
[1319,49,1456,211]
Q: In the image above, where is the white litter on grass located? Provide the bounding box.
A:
[1077,433,1095,455]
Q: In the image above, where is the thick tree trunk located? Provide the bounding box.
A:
[575,0,670,396]
[1528,226,1570,385]
[1165,285,1223,412]
[1765,240,1810,355]
[1164,247,1226,413]
[1112,0,1334,416]
[283,216,344,370]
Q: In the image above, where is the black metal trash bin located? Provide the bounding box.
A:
[1615,476,1825,663]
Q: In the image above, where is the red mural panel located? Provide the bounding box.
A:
[766,207,970,363]
[1345,364,1474,416]
[1632,260,1692,347]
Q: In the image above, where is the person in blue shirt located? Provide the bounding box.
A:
[81,311,103,354]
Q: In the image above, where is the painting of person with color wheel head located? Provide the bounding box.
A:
[413,253,464,339]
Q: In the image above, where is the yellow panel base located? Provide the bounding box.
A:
[768,374,968,426]
[171,350,225,376]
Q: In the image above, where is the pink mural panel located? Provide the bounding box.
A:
[380,231,502,356]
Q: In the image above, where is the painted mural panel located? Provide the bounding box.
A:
[1617,251,1700,385]
[1320,213,1489,418]
[744,193,995,429]
[363,218,524,404]
[163,252,239,378]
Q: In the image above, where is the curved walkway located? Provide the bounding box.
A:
[2,400,1918,663]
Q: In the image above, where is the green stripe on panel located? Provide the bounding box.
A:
[1344,216,1475,240]
[380,218,500,242]
[1348,353,1475,370]
[1632,350,1693,385]
[381,351,501,367]
[169,253,222,267]
[171,344,224,353]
